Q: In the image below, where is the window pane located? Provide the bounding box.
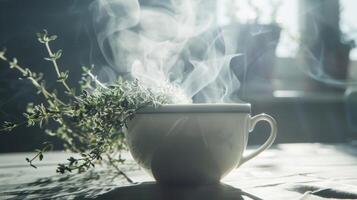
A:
[217,0,299,58]
[341,0,357,60]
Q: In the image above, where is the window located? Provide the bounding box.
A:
[217,0,299,58]
[341,0,357,60]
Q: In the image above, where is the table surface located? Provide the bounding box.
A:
[1,143,357,200]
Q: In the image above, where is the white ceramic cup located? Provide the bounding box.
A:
[125,103,277,185]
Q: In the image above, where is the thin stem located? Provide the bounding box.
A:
[105,154,135,184]
[44,41,73,95]
[45,42,60,76]
[87,71,108,89]
[29,143,53,162]
[26,143,53,168]
[0,55,57,105]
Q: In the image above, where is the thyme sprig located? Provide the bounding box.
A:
[0,30,169,177]
[25,142,53,169]
[37,30,74,96]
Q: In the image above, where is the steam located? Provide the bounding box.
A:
[298,45,357,88]
[293,1,357,89]
[91,0,240,103]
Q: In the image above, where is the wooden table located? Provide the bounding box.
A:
[1,143,357,200]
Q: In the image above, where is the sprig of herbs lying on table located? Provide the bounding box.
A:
[0,30,169,182]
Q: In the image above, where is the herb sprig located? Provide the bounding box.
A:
[0,30,169,181]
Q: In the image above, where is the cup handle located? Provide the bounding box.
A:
[239,113,277,166]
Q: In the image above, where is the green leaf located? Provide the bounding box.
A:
[54,49,62,59]
[39,153,43,161]
[36,32,42,38]
[0,48,6,60]
[57,70,69,82]
[36,30,48,43]
[49,35,58,41]
[9,58,18,68]
[1,121,17,132]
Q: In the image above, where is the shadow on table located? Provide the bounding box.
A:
[1,168,262,200]
[1,169,129,199]
[87,182,261,200]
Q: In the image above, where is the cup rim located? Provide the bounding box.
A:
[136,103,251,113]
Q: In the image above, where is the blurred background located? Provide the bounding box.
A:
[1,0,357,153]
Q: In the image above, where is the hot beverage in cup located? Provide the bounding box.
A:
[125,103,277,185]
